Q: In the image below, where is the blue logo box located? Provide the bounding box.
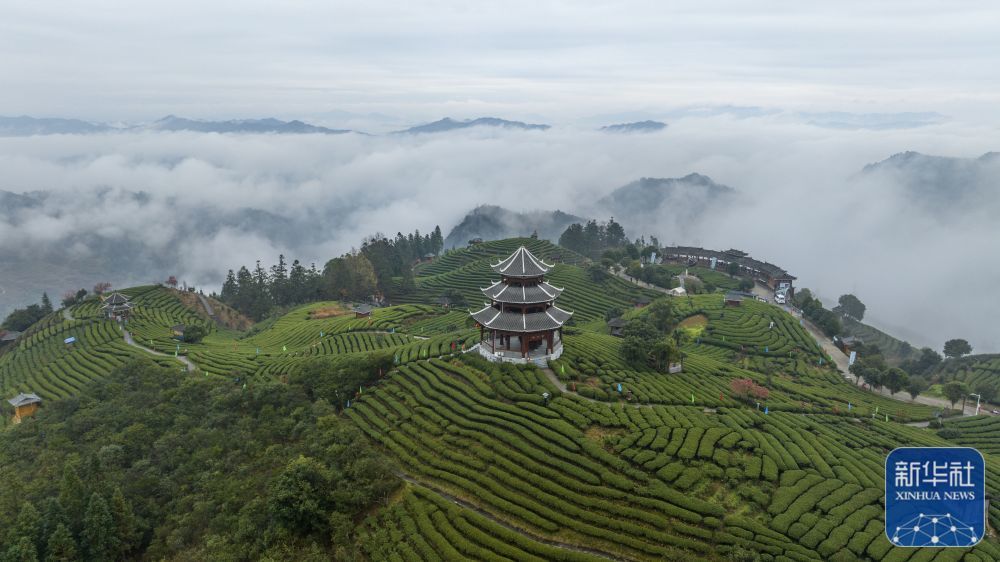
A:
[886,447,985,547]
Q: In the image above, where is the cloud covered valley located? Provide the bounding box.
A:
[1,115,998,352]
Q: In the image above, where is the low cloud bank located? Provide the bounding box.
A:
[0,116,997,352]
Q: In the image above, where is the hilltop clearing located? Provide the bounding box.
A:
[2,238,997,559]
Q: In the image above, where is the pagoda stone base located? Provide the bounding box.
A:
[476,340,563,366]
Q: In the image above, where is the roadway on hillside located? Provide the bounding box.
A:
[744,283,974,416]
[612,270,974,417]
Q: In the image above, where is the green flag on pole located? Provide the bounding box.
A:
[875,406,879,414]
[561,364,565,374]
[690,393,695,404]
[282,345,287,352]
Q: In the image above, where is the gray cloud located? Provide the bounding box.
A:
[0,117,997,353]
[2,2,1000,124]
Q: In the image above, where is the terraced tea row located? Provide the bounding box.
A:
[553,331,937,421]
[349,357,1000,560]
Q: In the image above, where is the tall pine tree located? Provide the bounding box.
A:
[81,493,118,561]
[45,524,77,562]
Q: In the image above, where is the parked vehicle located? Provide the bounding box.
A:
[774,293,786,304]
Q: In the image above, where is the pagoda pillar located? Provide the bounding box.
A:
[546,331,554,353]
[520,334,526,358]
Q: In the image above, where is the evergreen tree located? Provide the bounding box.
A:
[249,260,273,320]
[81,493,118,561]
[9,502,42,554]
[109,487,139,558]
[271,254,289,306]
[41,293,53,314]
[605,217,627,248]
[58,464,87,536]
[44,524,77,562]
[220,269,238,303]
[3,537,38,562]
[39,499,68,552]
[558,223,585,254]
[234,266,254,314]
[289,259,308,304]
[431,225,444,255]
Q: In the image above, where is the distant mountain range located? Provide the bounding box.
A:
[443,206,586,249]
[0,116,111,135]
[799,112,946,130]
[397,117,551,134]
[599,120,667,133]
[140,115,353,134]
[0,115,354,135]
[858,151,1000,211]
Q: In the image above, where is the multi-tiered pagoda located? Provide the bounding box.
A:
[471,246,572,363]
[101,292,133,321]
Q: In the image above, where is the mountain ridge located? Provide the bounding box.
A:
[397,117,551,134]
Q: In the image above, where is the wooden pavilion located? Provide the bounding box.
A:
[101,292,133,321]
[471,246,573,363]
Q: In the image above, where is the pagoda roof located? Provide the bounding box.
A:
[7,393,41,407]
[471,304,572,332]
[103,292,129,305]
[480,280,564,304]
[490,246,553,277]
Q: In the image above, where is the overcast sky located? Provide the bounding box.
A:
[3,1,1000,125]
[1,3,998,352]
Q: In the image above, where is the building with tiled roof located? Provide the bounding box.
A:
[471,246,572,363]
[101,291,133,321]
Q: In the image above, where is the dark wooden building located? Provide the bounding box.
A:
[101,292,133,321]
[471,246,573,363]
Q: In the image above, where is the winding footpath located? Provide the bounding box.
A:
[122,330,197,373]
[197,293,221,326]
[62,305,197,372]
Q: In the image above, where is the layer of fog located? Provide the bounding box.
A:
[0,116,996,352]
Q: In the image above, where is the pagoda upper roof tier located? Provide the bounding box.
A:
[480,280,564,304]
[103,292,130,306]
[490,246,553,278]
[471,304,572,332]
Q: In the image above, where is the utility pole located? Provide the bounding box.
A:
[970,393,982,416]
